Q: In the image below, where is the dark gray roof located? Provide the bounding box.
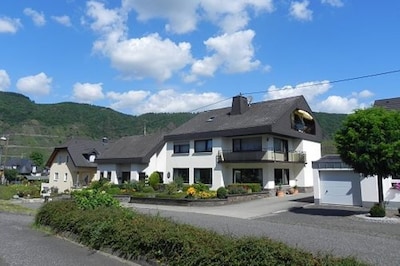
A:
[312,154,352,169]
[165,95,322,142]
[46,138,109,168]
[6,158,34,174]
[374,97,400,110]
[96,133,164,164]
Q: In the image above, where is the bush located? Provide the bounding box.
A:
[369,203,386,217]
[217,187,228,199]
[227,186,247,195]
[192,182,209,192]
[227,183,261,193]
[142,186,155,193]
[165,182,178,195]
[174,176,184,190]
[71,189,120,210]
[35,201,365,266]
[149,172,160,190]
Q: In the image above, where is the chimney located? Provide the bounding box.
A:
[231,95,249,115]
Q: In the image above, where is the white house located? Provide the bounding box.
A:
[95,133,166,184]
[313,154,400,208]
[163,95,322,193]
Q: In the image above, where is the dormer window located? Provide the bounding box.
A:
[291,109,315,135]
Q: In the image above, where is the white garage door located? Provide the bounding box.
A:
[320,171,362,206]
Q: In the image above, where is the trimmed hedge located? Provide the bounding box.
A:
[35,201,365,266]
[227,183,262,194]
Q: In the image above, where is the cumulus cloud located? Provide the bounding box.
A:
[266,80,331,103]
[289,1,313,21]
[73,82,105,103]
[16,72,52,95]
[186,30,260,82]
[321,0,344,7]
[51,15,72,27]
[315,95,359,113]
[0,70,11,91]
[122,0,199,34]
[0,17,22,33]
[23,8,46,26]
[106,88,227,114]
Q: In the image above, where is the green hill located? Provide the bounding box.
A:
[0,91,346,163]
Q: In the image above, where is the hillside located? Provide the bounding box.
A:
[0,91,346,162]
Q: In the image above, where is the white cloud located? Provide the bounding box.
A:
[187,30,260,82]
[106,88,227,114]
[96,33,193,82]
[355,89,374,98]
[0,17,22,33]
[289,1,313,21]
[0,70,11,91]
[16,72,52,95]
[51,15,72,27]
[315,95,359,113]
[85,1,125,35]
[321,0,344,7]
[23,8,46,26]
[201,0,274,32]
[122,0,199,34]
[107,90,150,111]
[73,82,105,103]
[266,80,331,103]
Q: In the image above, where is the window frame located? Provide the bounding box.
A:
[173,168,189,183]
[194,139,213,153]
[233,137,262,152]
[173,143,190,154]
[232,168,263,185]
[274,168,289,186]
[194,168,212,185]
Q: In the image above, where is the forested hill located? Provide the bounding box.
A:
[0,91,346,160]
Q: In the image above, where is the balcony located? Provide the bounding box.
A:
[217,150,306,163]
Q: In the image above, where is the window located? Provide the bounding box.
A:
[54,172,59,181]
[64,173,68,182]
[174,143,190,154]
[274,169,289,186]
[274,138,288,153]
[291,109,316,135]
[194,139,212,152]
[194,168,212,185]
[233,169,263,185]
[233,137,262,152]
[139,172,146,182]
[173,168,189,183]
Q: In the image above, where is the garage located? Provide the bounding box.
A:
[319,170,362,206]
[312,155,362,206]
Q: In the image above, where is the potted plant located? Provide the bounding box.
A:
[292,185,299,195]
[276,183,284,197]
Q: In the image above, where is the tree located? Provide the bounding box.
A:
[29,151,44,167]
[335,107,400,207]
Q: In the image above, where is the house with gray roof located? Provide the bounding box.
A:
[95,133,165,184]
[44,138,109,193]
[164,95,322,192]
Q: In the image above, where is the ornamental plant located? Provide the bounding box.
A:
[71,189,120,210]
[186,186,196,198]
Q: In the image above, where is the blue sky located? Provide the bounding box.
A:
[0,0,399,115]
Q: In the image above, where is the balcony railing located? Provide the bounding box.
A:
[217,150,306,163]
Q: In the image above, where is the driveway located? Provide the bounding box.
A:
[124,193,400,266]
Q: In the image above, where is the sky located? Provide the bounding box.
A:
[0,0,399,115]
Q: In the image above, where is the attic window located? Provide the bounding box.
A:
[207,116,215,122]
[291,109,315,135]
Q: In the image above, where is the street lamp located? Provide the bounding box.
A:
[0,136,8,185]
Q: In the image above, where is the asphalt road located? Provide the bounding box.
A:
[0,212,139,266]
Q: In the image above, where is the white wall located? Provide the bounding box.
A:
[360,175,400,207]
[297,140,321,187]
[48,150,74,193]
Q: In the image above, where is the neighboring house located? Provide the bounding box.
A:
[44,138,109,193]
[312,97,400,208]
[5,158,36,176]
[312,155,400,208]
[163,95,322,192]
[95,133,165,184]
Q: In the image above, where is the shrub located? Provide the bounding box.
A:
[227,183,261,193]
[369,203,386,217]
[227,186,247,195]
[35,201,365,266]
[174,176,184,190]
[142,186,155,193]
[217,187,228,199]
[71,189,120,210]
[149,172,160,190]
[193,182,209,192]
[165,182,178,195]
[89,178,110,191]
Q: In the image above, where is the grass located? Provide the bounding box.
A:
[0,200,37,215]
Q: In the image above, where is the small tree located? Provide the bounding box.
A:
[335,107,400,208]
[30,151,44,167]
